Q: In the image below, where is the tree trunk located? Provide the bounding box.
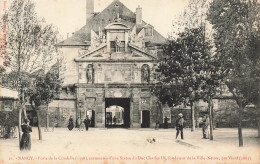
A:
[22,104,28,120]
[18,105,22,143]
[238,105,243,147]
[212,102,215,130]
[46,104,49,129]
[191,103,195,132]
[256,104,260,138]
[36,110,42,140]
[208,99,214,140]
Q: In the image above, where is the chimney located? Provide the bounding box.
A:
[86,0,94,24]
[136,5,142,24]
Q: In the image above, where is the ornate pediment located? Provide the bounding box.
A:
[75,43,157,62]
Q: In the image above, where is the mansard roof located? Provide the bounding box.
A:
[57,0,165,46]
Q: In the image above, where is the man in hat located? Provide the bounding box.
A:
[83,115,90,131]
[176,113,184,139]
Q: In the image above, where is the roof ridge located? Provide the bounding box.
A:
[57,0,166,46]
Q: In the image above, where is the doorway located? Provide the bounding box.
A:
[141,110,150,128]
[105,98,130,128]
[86,110,95,127]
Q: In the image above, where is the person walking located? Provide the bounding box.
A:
[67,116,74,131]
[163,116,169,129]
[204,114,210,139]
[20,119,32,151]
[79,118,85,131]
[113,116,117,126]
[176,113,184,140]
[84,116,90,131]
[76,116,81,129]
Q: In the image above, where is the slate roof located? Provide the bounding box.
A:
[57,0,165,46]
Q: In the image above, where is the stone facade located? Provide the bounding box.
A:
[51,0,256,129]
[55,0,165,128]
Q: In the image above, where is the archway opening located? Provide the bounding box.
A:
[86,110,95,127]
[105,98,130,128]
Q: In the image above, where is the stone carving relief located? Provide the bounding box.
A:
[141,97,150,110]
[85,97,96,110]
[103,64,132,82]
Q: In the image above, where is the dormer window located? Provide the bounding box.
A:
[145,27,153,37]
[105,23,130,53]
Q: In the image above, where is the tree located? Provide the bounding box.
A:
[0,65,6,85]
[43,63,62,130]
[1,0,59,143]
[155,27,215,132]
[28,63,62,140]
[166,0,220,133]
[200,54,223,140]
[170,0,213,41]
[208,0,260,146]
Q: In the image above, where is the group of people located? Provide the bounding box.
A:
[106,114,119,125]
[68,116,91,131]
[18,113,209,151]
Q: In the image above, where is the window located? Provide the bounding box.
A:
[110,41,125,52]
[145,28,153,37]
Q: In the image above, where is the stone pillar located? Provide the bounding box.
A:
[95,89,105,128]
[107,32,110,53]
[131,88,141,128]
[125,31,128,52]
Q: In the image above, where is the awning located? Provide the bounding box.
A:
[0,86,19,100]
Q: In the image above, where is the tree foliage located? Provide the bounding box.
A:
[2,0,58,73]
[208,0,260,107]
[153,27,222,132]
[28,63,62,110]
[207,0,260,144]
[27,63,62,140]
[0,0,60,142]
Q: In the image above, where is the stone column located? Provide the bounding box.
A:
[131,88,141,128]
[125,31,128,52]
[95,88,105,128]
[107,32,110,52]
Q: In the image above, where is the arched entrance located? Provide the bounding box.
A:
[105,98,130,128]
[86,110,95,127]
[141,110,150,128]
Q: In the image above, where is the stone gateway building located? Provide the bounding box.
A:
[54,0,166,128]
[30,0,258,129]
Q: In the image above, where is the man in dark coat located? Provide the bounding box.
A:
[84,116,90,131]
[164,116,169,129]
[67,116,74,131]
[113,116,117,125]
[20,119,32,151]
[176,113,184,139]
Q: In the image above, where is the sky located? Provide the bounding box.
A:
[27,0,189,39]
[0,0,189,67]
